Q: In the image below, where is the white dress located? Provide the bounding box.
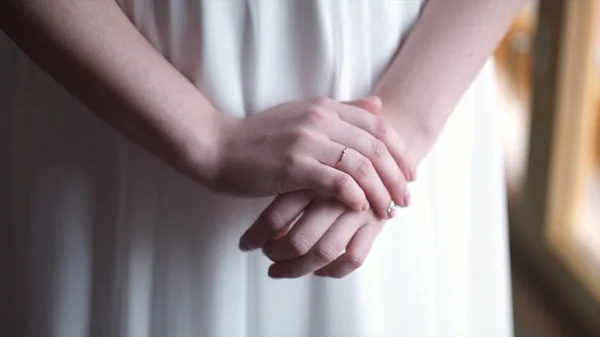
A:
[0,1,513,336]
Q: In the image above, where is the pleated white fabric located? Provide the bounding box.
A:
[1,1,513,336]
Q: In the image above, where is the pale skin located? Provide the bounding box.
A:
[242,0,530,279]
[0,0,412,220]
[1,0,528,279]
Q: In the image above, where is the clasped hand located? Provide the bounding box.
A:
[209,96,414,279]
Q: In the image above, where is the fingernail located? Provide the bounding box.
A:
[408,169,417,182]
[403,191,411,207]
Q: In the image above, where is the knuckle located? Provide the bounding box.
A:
[304,107,330,125]
[356,157,374,177]
[332,173,353,194]
[264,210,285,231]
[372,139,388,159]
[395,136,407,153]
[347,253,366,269]
[314,96,332,106]
[313,245,338,263]
[282,152,304,176]
[374,119,392,139]
[288,234,311,256]
[291,127,315,143]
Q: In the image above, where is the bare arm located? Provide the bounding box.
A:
[0,0,227,185]
[374,0,529,164]
[0,0,413,212]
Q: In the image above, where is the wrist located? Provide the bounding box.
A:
[380,98,443,165]
[178,109,241,189]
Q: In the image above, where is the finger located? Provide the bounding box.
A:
[328,122,408,216]
[263,199,346,262]
[267,211,366,279]
[297,158,369,212]
[298,105,398,214]
[314,220,385,278]
[344,96,382,115]
[327,99,415,183]
[239,191,312,252]
[312,141,395,219]
[348,97,419,180]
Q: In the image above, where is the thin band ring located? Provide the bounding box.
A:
[334,146,349,169]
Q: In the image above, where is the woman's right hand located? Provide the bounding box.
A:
[208,96,413,218]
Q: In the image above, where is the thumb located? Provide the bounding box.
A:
[345,96,382,115]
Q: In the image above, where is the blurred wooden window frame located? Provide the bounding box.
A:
[543,0,600,300]
[513,0,600,335]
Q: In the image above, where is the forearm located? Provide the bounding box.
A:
[374,0,529,163]
[0,0,227,185]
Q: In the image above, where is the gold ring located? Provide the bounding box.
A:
[334,147,349,169]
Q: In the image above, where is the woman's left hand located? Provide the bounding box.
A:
[239,192,387,278]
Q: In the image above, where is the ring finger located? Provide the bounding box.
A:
[330,121,409,213]
[312,140,395,219]
[325,100,415,182]
[267,211,367,279]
